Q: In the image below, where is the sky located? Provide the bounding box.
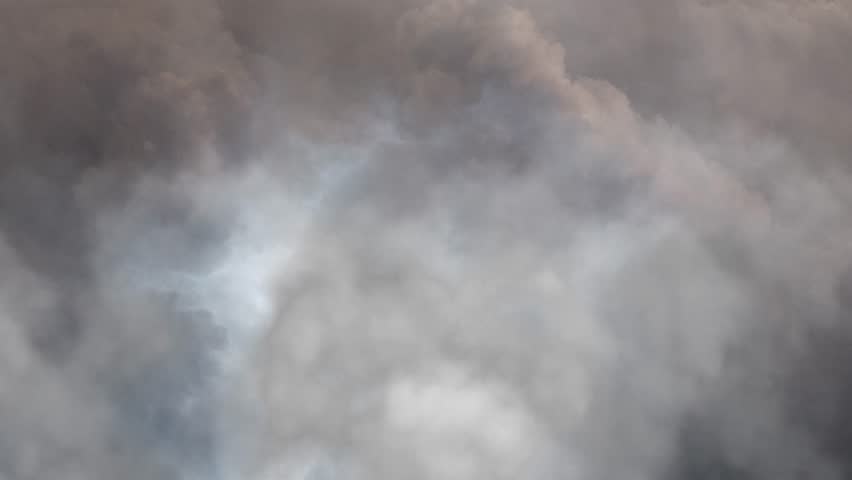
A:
[1,1,852,479]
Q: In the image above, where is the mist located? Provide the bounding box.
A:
[1,1,852,479]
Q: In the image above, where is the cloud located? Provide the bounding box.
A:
[1,1,852,479]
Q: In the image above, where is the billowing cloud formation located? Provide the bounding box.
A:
[1,1,852,479]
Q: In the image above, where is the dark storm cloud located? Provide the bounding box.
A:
[1,1,852,479]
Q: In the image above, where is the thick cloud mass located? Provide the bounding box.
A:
[1,1,852,479]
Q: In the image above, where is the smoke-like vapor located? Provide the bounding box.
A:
[2,0,852,479]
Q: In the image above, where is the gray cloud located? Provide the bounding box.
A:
[1,1,852,479]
